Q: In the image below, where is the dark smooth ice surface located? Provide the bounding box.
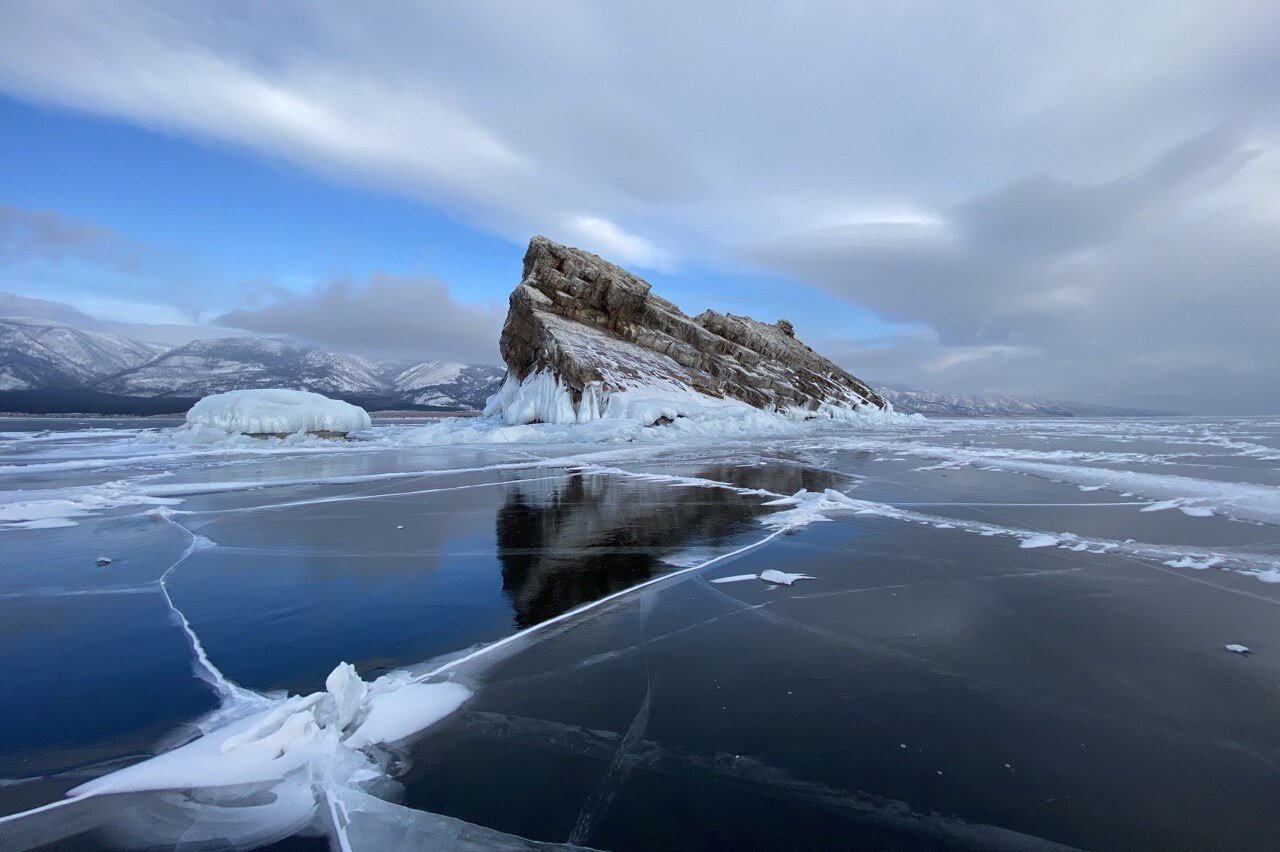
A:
[1,415,1278,851]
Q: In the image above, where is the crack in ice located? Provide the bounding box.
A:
[152,510,258,706]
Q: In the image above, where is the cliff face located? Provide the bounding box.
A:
[490,236,887,423]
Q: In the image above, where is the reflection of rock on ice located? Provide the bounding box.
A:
[496,466,844,626]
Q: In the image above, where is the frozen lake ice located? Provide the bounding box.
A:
[1,414,1279,850]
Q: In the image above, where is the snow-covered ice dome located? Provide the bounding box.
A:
[185,389,372,436]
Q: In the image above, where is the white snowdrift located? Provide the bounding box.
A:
[185,389,372,436]
[483,369,905,428]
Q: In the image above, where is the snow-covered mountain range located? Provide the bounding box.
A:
[0,315,1169,417]
[878,386,1170,417]
[0,317,504,413]
[0,317,164,391]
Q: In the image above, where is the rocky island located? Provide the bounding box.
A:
[485,236,889,425]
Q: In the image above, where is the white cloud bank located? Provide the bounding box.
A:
[1,1,1277,409]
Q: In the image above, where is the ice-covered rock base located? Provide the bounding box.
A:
[185,389,372,437]
[484,369,903,428]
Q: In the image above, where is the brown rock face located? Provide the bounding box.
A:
[495,236,888,417]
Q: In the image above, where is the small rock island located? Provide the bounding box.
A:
[486,236,889,425]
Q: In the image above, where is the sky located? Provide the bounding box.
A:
[0,2,1276,412]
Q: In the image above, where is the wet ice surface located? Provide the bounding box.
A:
[1,415,1280,850]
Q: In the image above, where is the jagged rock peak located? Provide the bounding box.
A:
[489,236,888,423]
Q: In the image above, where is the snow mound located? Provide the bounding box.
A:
[185,389,372,436]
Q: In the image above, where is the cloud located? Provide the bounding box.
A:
[0,204,140,271]
[559,215,672,271]
[0,204,501,359]
[1,2,1277,408]
[0,291,97,325]
[217,275,504,364]
[757,130,1280,412]
[0,290,241,346]
[0,203,218,331]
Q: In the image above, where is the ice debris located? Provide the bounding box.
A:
[70,662,469,807]
[711,570,816,586]
[760,488,871,529]
[759,569,816,585]
[1163,555,1225,570]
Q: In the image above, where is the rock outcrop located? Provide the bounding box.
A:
[487,236,888,424]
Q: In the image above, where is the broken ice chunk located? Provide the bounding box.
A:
[1141,498,1215,517]
[758,569,815,586]
[72,665,470,797]
[1225,644,1251,655]
[711,571,816,586]
[326,662,369,731]
[1019,534,1059,549]
[96,556,112,566]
